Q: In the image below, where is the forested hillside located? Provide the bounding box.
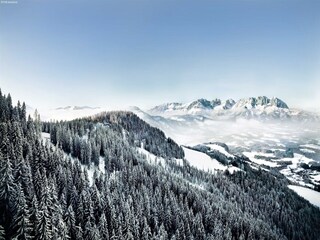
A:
[42,111,184,169]
[1,89,320,240]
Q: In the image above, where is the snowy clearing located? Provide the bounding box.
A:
[183,147,227,172]
[137,147,166,167]
[243,152,279,167]
[289,153,313,167]
[288,185,320,208]
[41,132,50,142]
[78,156,105,186]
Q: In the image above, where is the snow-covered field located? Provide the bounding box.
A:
[183,146,241,174]
[183,147,227,172]
[243,151,280,167]
[288,185,320,208]
[300,144,320,151]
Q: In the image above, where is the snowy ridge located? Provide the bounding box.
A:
[149,96,288,114]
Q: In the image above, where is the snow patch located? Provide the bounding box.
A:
[99,156,105,174]
[300,148,316,154]
[175,158,184,166]
[227,166,242,174]
[78,157,105,186]
[170,117,186,122]
[41,132,50,142]
[289,153,313,167]
[300,144,320,150]
[137,148,166,167]
[206,144,234,158]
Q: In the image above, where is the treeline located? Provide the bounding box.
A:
[1,89,320,240]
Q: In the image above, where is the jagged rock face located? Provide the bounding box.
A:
[187,99,213,110]
[146,96,319,121]
[223,99,236,109]
[150,96,289,113]
[233,97,257,109]
[232,96,288,109]
[270,97,289,108]
[256,96,270,106]
[211,98,222,108]
[187,98,236,111]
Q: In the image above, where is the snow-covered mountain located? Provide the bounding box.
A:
[148,96,318,121]
[232,96,288,109]
[28,96,318,122]
[150,96,287,113]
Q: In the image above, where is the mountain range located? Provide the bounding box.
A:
[147,96,318,121]
[29,96,319,122]
[149,96,288,113]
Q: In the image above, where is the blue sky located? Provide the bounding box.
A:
[0,0,319,110]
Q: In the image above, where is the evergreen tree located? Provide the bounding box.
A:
[11,183,33,240]
[64,205,76,239]
[98,213,109,240]
[35,182,52,240]
[0,152,16,235]
[141,217,152,240]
